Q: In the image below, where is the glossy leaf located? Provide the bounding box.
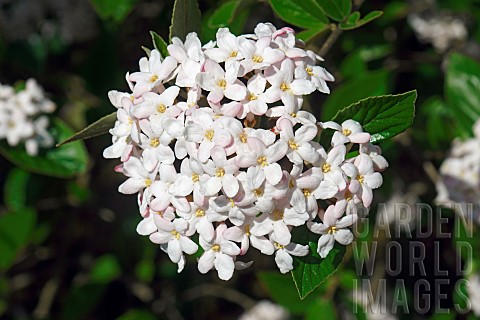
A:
[332,91,417,143]
[4,168,30,211]
[208,0,239,28]
[321,70,390,121]
[315,0,351,21]
[169,0,202,41]
[0,208,36,270]
[297,26,329,43]
[306,298,337,320]
[339,11,384,30]
[57,112,116,146]
[150,31,169,59]
[0,119,88,178]
[90,0,137,22]
[291,225,346,299]
[268,0,328,29]
[257,271,326,314]
[446,53,480,136]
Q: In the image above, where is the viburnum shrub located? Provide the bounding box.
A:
[103,23,388,280]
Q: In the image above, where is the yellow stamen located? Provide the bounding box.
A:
[306,67,314,76]
[327,226,338,234]
[205,130,214,141]
[322,163,331,173]
[157,104,166,113]
[229,199,235,207]
[303,189,311,197]
[191,173,199,183]
[257,156,268,167]
[274,242,284,249]
[230,51,238,57]
[280,83,290,92]
[215,168,225,177]
[288,139,298,150]
[289,179,295,189]
[357,175,364,184]
[290,113,297,118]
[150,138,160,147]
[252,55,263,63]
[253,188,264,197]
[245,224,251,236]
[128,117,133,125]
[145,179,152,187]
[195,209,205,217]
[271,210,284,221]
[149,75,158,83]
[247,93,258,101]
[171,230,181,240]
[218,79,227,90]
[212,244,221,252]
[239,131,248,143]
[342,128,352,136]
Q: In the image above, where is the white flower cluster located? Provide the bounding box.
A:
[104,23,388,280]
[0,79,56,156]
[436,119,480,225]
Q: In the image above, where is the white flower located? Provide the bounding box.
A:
[198,224,241,280]
[149,217,198,272]
[308,204,358,258]
[270,233,309,274]
[200,146,240,198]
[321,119,371,146]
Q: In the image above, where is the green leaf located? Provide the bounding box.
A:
[446,53,480,136]
[90,0,137,22]
[306,298,337,320]
[0,119,88,178]
[169,0,202,41]
[4,168,30,211]
[315,0,351,21]
[257,272,326,314]
[90,255,122,284]
[0,208,36,270]
[61,283,106,320]
[57,112,116,146]
[150,31,169,59]
[297,27,329,43]
[208,0,239,28]
[268,0,328,29]
[339,11,383,30]
[291,225,346,299]
[331,91,417,143]
[321,70,390,121]
[135,259,155,283]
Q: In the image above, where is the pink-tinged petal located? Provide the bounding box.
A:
[214,253,235,280]
[202,177,222,196]
[355,154,374,175]
[331,131,350,146]
[250,236,275,255]
[149,232,172,244]
[262,87,281,103]
[197,218,215,243]
[250,218,273,236]
[307,222,329,235]
[284,209,309,226]
[334,229,354,245]
[180,236,198,255]
[207,89,224,104]
[264,47,285,64]
[213,127,232,147]
[246,166,265,189]
[291,189,306,213]
[162,118,184,138]
[264,163,283,185]
[221,241,241,256]
[273,221,291,246]
[223,226,244,242]
[167,239,182,263]
[222,174,239,198]
[185,124,204,143]
[248,100,268,115]
[290,79,316,95]
[266,141,287,163]
[364,172,383,189]
[327,145,346,166]
[198,140,215,163]
[150,195,171,212]
[337,214,358,229]
[169,175,193,196]
[224,81,247,101]
[196,72,216,92]
[317,234,335,258]
[235,154,257,168]
[157,145,175,164]
[314,180,338,200]
[136,217,157,235]
[229,208,245,226]
[360,185,373,208]
[210,146,227,166]
[118,178,146,194]
[348,132,370,144]
[198,250,216,274]
[275,249,293,274]
[285,243,309,256]
[320,121,342,131]
[204,59,225,79]
[171,197,191,213]
[205,48,230,62]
